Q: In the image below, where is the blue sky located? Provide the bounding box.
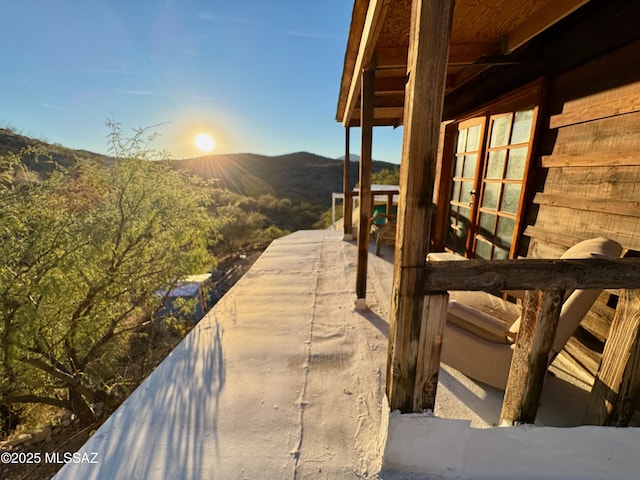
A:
[1,1,403,162]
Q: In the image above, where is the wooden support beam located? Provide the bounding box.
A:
[585,289,640,426]
[386,0,455,413]
[374,43,502,72]
[385,191,394,217]
[355,66,375,303]
[343,127,353,239]
[351,106,405,125]
[500,289,564,425]
[351,189,399,198]
[505,0,590,53]
[414,293,449,409]
[373,76,407,94]
[448,42,501,65]
[423,258,640,292]
[342,0,390,126]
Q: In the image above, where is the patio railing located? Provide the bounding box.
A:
[415,257,640,426]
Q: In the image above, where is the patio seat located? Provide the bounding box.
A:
[370,212,396,256]
[438,237,623,390]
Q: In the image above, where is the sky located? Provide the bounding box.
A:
[1,1,404,163]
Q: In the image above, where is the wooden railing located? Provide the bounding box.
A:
[418,258,640,426]
[350,188,398,217]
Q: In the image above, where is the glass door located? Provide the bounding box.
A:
[444,107,536,259]
[473,109,534,259]
[445,118,485,254]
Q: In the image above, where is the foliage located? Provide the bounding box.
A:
[206,190,292,254]
[0,127,216,426]
[314,204,343,229]
[371,167,400,186]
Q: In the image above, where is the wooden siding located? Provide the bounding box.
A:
[525,40,640,255]
[520,40,640,384]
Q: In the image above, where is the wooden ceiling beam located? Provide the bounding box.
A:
[342,0,392,126]
[351,106,404,124]
[447,64,492,94]
[374,76,407,93]
[448,42,501,65]
[445,73,458,90]
[505,0,590,53]
[374,44,501,72]
[374,94,405,107]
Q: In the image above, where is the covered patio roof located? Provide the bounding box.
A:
[336,0,589,127]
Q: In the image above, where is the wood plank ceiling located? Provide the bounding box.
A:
[336,0,590,127]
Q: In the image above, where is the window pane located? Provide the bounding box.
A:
[506,147,528,180]
[481,182,500,210]
[490,115,511,147]
[478,212,496,238]
[511,109,534,144]
[500,184,521,214]
[493,246,510,259]
[466,125,480,150]
[457,129,468,152]
[454,155,464,177]
[455,225,467,252]
[458,206,471,230]
[496,216,515,248]
[486,150,506,179]
[451,181,461,202]
[475,239,492,260]
[461,181,473,204]
[449,204,458,222]
[462,154,477,177]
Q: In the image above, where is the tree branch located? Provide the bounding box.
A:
[1,395,69,409]
[19,357,96,402]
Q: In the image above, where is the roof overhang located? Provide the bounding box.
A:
[336,0,590,127]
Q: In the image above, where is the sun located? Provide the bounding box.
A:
[194,132,216,152]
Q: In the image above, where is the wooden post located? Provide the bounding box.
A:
[355,66,375,305]
[386,191,394,219]
[343,127,353,239]
[386,0,455,413]
[585,289,640,426]
[500,289,563,425]
[414,293,449,408]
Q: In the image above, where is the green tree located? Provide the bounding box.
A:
[0,131,215,425]
[213,204,267,254]
[371,167,400,185]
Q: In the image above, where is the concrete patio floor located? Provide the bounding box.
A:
[54,230,639,479]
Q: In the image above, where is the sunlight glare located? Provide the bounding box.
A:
[195,132,216,152]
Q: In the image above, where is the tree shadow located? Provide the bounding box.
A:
[54,313,226,479]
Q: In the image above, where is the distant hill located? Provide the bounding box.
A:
[0,128,398,210]
[171,152,397,209]
[0,128,108,173]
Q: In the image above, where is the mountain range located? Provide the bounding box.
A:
[172,152,396,208]
[1,128,397,210]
